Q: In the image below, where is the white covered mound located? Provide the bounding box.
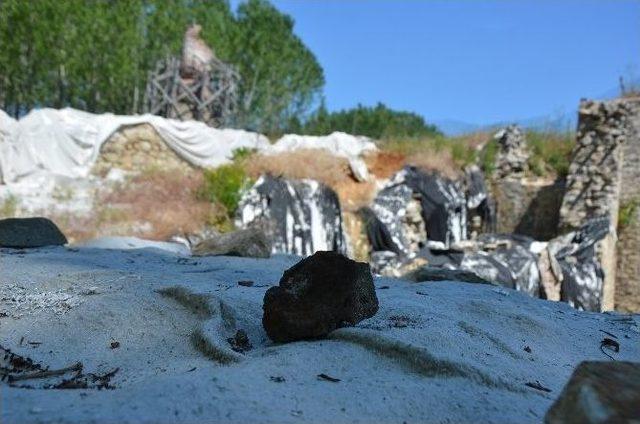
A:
[0,108,377,184]
[0,108,270,183]
[1,245,638,423]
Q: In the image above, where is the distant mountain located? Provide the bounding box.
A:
[431,119,483,136]
[432,113,576,137]
[432,78,640,137]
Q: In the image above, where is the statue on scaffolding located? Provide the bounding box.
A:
[144,24,239,127]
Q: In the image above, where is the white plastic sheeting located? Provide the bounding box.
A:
[266,132,377,181]
[0,108,270,184]
[0,109,378,184]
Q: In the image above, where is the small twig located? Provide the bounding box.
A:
[317,373,341,383]
[8,362,82,382]
[599,330,618,339]
[525,381,551,393]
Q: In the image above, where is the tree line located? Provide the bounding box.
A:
[0,0,440,137]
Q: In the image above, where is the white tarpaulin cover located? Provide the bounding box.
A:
[0,108,377,184]
[0,108,270,184]
[267,132,377,181]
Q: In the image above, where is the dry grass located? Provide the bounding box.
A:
[56,169,224,243]
[404,150,460,180]
[243,149,352,187]
[334,180,377,212]
[244,149,378,211]
[369,132,492,180]
[365,151,406,179]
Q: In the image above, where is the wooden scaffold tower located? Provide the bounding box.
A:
[143,25,239,127]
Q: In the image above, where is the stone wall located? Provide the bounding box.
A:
[489,125,564,241]
[559,98,640,312]
[491,178,564,241]
[615,98,640,312]
[92,124,195,176]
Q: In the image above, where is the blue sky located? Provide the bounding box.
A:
[243,0,640,130]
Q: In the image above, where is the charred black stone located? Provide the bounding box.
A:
[262,251,378,343]
[0,217,67,248]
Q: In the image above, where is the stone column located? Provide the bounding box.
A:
[559,98,640,311]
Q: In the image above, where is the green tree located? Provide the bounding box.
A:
[298,102,442,140]
[0,0,324,135]
[233,0,324,133]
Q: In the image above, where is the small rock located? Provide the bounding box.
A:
[110,341,120,349]
[545,361,640,424]
[227,329,252,353]
[80,287,100,295]
[0,217,67,248]
[405,266,492,285]
[263,251,378,343]
[191,228,271,258]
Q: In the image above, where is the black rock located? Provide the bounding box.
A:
[263,251,379,343]
[405,266,492,285]
[0,217,67,248]
[545,361,640,424]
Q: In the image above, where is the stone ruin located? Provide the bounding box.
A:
[87,41,640,314]
[490,125,564,241]
[559,97,640,312]
[494,125,530,178]
[92,124,195,177]
[354,98,640,312]
[472,98,640,311]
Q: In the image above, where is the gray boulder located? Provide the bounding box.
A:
[191,227,271,258]
[263,251,378,343]
[0,217,67,248]
[405,266,492,285]
[545,361,640,424]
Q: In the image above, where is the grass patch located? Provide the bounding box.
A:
[197,163,252,216]
[526,130,574,178]
[479,139,499,177]
[0,195,19,218]
[618,198,640,232]
[478,130,574,178]
[379,133,484,179]
[243,149,351,187]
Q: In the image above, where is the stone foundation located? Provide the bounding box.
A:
[92,124,195,176]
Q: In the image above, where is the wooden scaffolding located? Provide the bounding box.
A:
[143,56,239,128]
